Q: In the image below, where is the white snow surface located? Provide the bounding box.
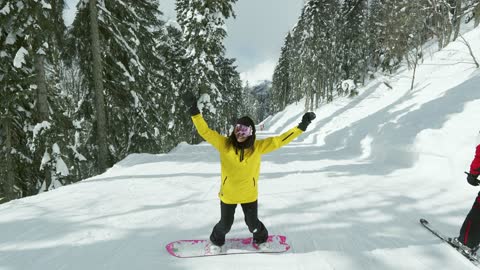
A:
[2,28,480,270]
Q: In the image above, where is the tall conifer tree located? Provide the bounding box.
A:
[176,0,238,134]
[70,0,166,169]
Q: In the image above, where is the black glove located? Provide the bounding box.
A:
[182,92,200,116]
[298,112,316,131]
[466,172,480,186]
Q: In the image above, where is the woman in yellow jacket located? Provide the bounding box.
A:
[186,94,316,253]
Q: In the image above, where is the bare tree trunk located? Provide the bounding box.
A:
[89,0,108,173]
[437,12,445,49]
[34,53,52,190]
[453,0,462,41]
[304,83,311,112]
[309,91,315,111]
[410,55,418,90]
[4,117,15,201]
[430,0,454,49]
[459,35,480,68]
[443,6,453,47]
[321,77,326,101]
[430,0,444,50]
[35,55,49,122]
[475,1,480,27]
[316,78,321,109]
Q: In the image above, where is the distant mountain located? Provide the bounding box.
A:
[250,80,272,97]
[246,80,272,122]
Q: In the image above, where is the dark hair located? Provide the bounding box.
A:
[228,116,256,161]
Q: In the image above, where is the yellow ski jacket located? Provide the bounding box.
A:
[192,114,304,204]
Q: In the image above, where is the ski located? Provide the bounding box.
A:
[420,218,480,266]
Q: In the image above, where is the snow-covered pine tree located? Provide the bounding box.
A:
[153,23,190,151]
[294,0,341,108]
[368,0,409,73]
[55,54,94,181]
[69,0,109,173]
[271,32,294,113]
[369,0,430,73]
[115,2,169,156]
[339,0,368,87]
[367,0,389,71]
[238,81,257,120]
[0,0,38,200]
[25,0,73,193]
[0,59,32,201]
[175,0,238,136]
[288,3,311,110]
[215,56,243,134]
[284,8,311,109]
[0,0,84,201]
[70,0,167,169]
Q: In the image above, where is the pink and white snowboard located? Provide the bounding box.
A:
[165,235,290,258]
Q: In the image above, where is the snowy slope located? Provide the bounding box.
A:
[1,28,480,270]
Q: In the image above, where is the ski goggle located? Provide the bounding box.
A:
[235,124,253,137]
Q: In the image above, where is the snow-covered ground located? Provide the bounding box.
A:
[1,28,480,270]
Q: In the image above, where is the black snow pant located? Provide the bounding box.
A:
[209,200,268,246]
[459,191,480,249]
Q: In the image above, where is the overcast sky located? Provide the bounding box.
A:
[63,0,304,84]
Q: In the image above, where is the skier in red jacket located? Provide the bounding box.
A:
[453,133,480,254]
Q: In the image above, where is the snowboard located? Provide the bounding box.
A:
[419,218,480,266]
[165,234,290,258]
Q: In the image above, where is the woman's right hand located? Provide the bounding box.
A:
[182,92,200,115]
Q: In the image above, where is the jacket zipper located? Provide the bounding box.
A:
[253,177,256,187]
[220,177,228,196]
[282,132,294,142]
